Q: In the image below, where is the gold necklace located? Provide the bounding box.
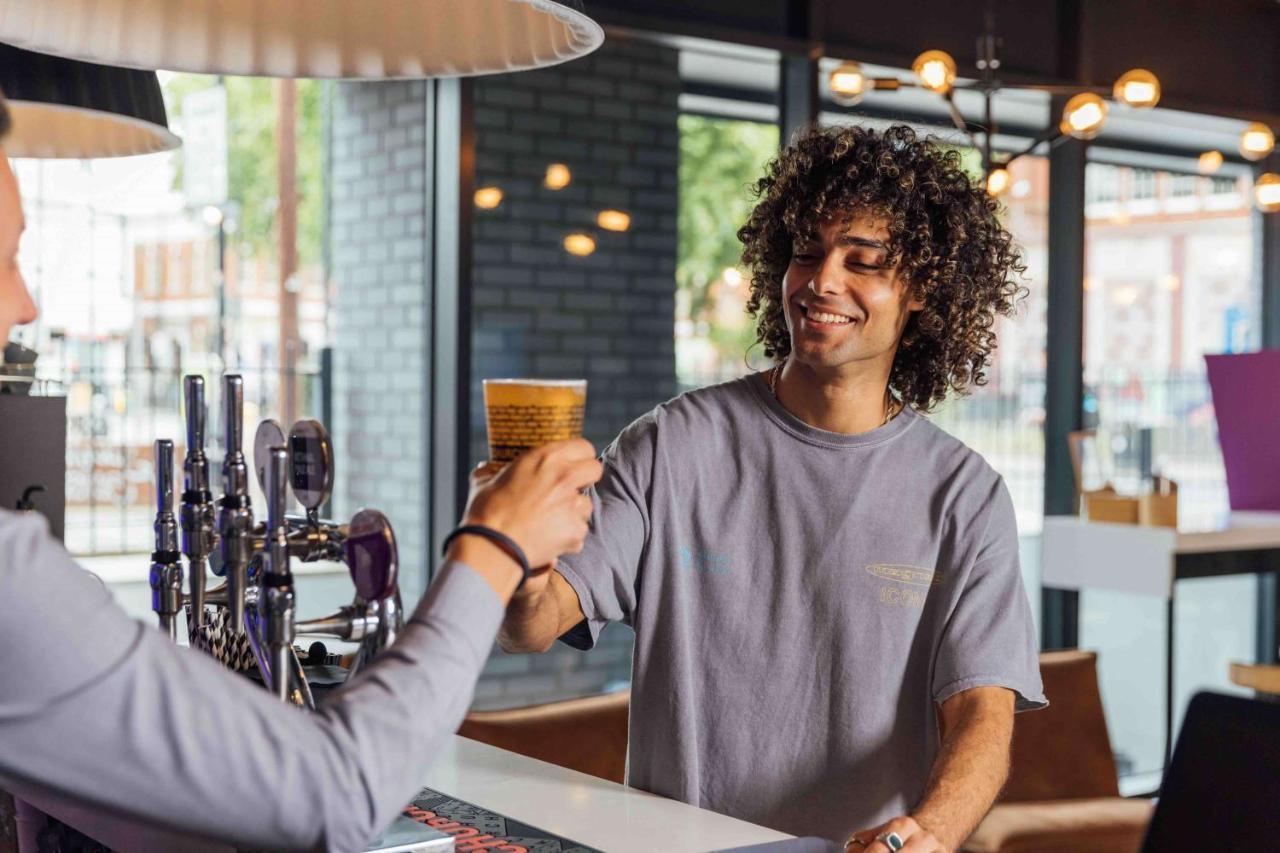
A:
[769,361,898,426]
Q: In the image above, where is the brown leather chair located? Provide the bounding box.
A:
[458,690,630,783]
[963,650,1154,853]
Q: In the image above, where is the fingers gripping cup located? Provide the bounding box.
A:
[483,379,587,465]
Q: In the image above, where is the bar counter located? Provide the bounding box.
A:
[18,735,792,852]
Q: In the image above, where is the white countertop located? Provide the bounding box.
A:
[422,736,792,852]
[19,736,791,853]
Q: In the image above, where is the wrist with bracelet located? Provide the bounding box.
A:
[441,524,531,589]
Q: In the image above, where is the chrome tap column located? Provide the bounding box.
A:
[180,375,217,629]
[149,439,183,640]
[217,375,253,634]
[261,445,296,702]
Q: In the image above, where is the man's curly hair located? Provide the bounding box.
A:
[738,124,1026,412]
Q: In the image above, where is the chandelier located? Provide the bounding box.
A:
[826,17,1278,212]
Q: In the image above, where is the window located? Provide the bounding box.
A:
[1130,168,1158,201]
[675,114,779,390]
[1167,173,1198,198]
[13,75,330,557]
[1081,160,1257,786]
[1087,165,1121,204]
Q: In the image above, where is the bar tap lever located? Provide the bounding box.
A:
[149,439,183,641]
[261,446,297,702]
[217,374,254,634]
[180,375,217,628]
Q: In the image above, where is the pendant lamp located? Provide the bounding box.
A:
[0,1,603,79]
[0,43,178,158]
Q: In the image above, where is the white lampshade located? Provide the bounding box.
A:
[0,0,603,79]
[6,101,179,159]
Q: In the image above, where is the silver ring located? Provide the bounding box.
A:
[876,831,905,851]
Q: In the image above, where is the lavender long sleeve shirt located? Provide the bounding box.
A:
[0,509,503,851]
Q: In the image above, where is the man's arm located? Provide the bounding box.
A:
[850,686,1015,853]
[0,440,601,852]
[497,567,586,653]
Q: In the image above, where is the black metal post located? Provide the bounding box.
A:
[1041,93,1087,651]
[425,77,476,590]
[778,0,819,147]
[1258,154,1280,665]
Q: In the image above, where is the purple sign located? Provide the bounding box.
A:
[1205,350,1280,511]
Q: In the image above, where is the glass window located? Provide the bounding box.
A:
[1130,168,1158,201]
[675,114,779,391]
[1080,159,1258,787]
[13,75,329,558]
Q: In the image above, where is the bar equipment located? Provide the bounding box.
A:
[180,376,217,630]
[151,373,406,706]
[217,375,253,634]
[149,440,183,641]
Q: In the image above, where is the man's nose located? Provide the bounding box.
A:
[16,273,38,325]
[807,255,846,297]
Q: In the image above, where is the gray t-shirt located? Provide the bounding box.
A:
[0,509,503,851]
[556,374,1046,841]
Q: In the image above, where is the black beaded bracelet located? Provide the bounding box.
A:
[441,525,531,589]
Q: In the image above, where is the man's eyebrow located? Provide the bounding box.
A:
[837,235,889,251]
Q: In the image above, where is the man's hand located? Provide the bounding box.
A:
[452,440,601,600]
[847,816,947,852]
[462,440,601,568]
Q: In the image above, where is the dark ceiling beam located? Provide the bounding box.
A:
[588,0,1280,126]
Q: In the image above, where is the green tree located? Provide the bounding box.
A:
[161,74,325,266]
[677,115,777,322]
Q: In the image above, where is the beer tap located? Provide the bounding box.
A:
[217,375,254,634]
[296,508,401,675]
[261,445,297,703]
[180,375,217,629]
[149,440,183,641]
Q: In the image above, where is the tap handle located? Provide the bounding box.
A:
[223,374,244,459]
[266,446,289,539]
[155,439,175,516]
[183,374,206,454]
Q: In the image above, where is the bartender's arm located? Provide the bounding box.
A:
[0,439,601,853]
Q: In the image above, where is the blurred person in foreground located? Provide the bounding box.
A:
[496,124,1046,853]
[0,92,603,851]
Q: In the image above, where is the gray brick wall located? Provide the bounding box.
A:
[328,79,431,606]
[468,38,680,709]
[327,36,681,710]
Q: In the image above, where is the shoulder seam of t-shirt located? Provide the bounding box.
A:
[742,372,922,450]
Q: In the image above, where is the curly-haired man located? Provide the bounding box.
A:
[497,124,1046,853]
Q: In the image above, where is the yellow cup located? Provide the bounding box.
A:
[483,379,587,464]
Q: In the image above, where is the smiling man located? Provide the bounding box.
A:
[496,124,1045,853]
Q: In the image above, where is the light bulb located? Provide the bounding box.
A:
[544,163,572,190]
[1197,151,1224,175]
[596,210,631,232]
[1255,173,1280,213]
[912,50,957,94]
[829,61,868,106]
[1112,69,1160,108]
[1059,93,1108,140]
[563,233,596,256]
[1239,123,1276,162]
[474,187,503,209]
[986,168,1012,197]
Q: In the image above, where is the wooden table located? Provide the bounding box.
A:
[1042,512,1280,765]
